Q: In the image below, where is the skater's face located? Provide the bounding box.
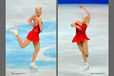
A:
[36,10,42,17]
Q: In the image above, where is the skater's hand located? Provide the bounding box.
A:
[79,5,85,9]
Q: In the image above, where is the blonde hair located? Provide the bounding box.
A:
[35,6,42,12]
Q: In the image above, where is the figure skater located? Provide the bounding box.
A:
[9,6,43,70]
[71,5,91,71]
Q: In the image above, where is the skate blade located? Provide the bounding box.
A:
[30,66,38,70]
[84,67,89,71]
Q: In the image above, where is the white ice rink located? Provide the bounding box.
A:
[58,4,108,76]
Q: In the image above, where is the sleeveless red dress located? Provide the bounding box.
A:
[27,23,42,42]
[72,23,90,42]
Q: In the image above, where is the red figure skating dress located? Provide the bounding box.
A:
[72,23,90,42]
[27,22,42,42]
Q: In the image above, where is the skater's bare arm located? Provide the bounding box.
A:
[80,5,91,25]
[37,17,42,32]
[71,20,81,30]
[71,20,77,27]
[28,15,34,27]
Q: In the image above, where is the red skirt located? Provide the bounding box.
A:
[27,25,40,42]
[26,30,40,42]
[72,31,90,43]
[72,35,90,42]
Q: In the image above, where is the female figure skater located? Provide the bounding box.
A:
[9,6,43,70]
[71,5,90,71]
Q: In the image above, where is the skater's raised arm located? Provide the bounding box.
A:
[28,15,34,27]
[80,5,91,25]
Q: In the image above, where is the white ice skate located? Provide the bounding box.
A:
[30,62,38,70]
[9,28,18,36]
[84,62,89,71]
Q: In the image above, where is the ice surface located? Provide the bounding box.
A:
[58,4,108,76]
